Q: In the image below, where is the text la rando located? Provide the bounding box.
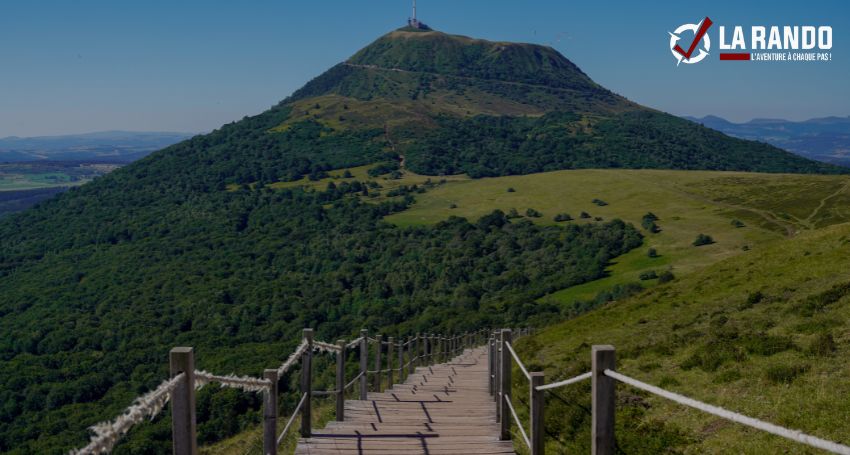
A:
[719,25,832,50]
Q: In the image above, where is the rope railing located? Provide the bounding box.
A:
[312,340,342,353]
[604,369,850,455]
[504,394,531,449]
[70,373,185,455]
[277,340,308,376]
[311,390,338,396]
[490,332,850,455]
[345,337,363,349]
[367,368,392,374]
[534,371,591,391]
[276,392,308,446]
[69,328,487,455]
[504,341,530,380]
[194,371,271,392]
[344,371,364,390]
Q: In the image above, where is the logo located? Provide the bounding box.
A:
[669,17,713,65]
[668,17,833,65]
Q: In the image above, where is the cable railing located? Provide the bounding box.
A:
[491,331,850,455]
[69,328,489,454]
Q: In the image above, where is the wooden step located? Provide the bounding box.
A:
[295,346,515,455]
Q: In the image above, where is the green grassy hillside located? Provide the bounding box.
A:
[382,168,850,300]
[273,166,850,313]
[513,221,850,453]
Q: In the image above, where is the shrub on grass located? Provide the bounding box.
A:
[658,376,681,388]
[639,270,658,280]
[367,161,399,177]
[740,334,794,356]
[766,364,809,384]
[647,248,658,258]
[506,187,516,193]
[807,333,837,356]
[692,234,715,246]
[712,369,742,384]
[731,219,745,228]
[681,342,745,372]
[507,208,522,219]
[554,213,573,222]
[525,208,542,218]
[580,211,591,219]
[792,281,850,316]
[658,270,675,283]
[342,170,353,178]
[641,213,661,233]
[592,198,608,206]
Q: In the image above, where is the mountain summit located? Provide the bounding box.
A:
[269,28,843,177]
[290,29,635,117]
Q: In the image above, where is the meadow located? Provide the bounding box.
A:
[288,166,850,305]
[513,222,850,453]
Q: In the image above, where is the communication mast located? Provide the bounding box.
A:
[408,0,429,29]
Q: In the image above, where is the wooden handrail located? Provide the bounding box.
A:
[72,327,490,454]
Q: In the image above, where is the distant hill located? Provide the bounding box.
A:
[684,115,850,167]
[0,130,195,163]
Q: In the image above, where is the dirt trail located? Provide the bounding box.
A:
[804,180,850,227]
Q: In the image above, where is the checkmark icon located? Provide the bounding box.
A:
[674,17,713,60]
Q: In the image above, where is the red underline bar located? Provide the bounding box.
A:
[720,53,751,61]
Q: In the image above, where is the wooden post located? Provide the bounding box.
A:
[592,345,616,455]
[530,372,545,455]
[387,336,394,389]
[487,336,494,395]
[414,333,421,370]
[263,369,278,455]
[424,334,430,364]
[300,328,313,438]
[374,334,382,392]
[411,334,418,374]
[335,340,345,421]
[359,329,368,400]
[170,347,197,455]
[499,329,512,440]
[423,334,429,366]
[430,334,436,363]
[398,337,404,384]
[493,332,502,416]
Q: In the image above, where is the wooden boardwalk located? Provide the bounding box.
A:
[295,346,515,454]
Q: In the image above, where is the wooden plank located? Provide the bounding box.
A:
[296,346,516,455]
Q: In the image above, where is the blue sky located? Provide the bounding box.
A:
[0,0,847,137]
